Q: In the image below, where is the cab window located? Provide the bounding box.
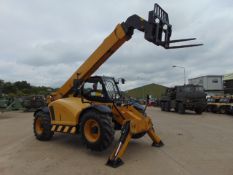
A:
[82,79,109,102]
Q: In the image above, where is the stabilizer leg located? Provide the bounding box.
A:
[106,121,132,168]
[147,127,164,147]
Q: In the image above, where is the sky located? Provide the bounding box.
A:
[0,0,233,90]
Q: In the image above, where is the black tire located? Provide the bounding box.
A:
[165,102,170,112]
[195,108,203,114]
[175,104,178,112]
[206,106,212,112]
[33,111,54,141]
[164,102,167,111]
[160,102,165,111]
[219,107,226,114]
[178,103,185,114]
[80,110,114,152]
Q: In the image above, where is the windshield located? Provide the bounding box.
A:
[102,77,121,100]
[195,86,204,91]
[183,86,204,92]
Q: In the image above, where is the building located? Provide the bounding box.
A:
[188,75,224,96]
[223,73,233,95]
[126,83,167,100]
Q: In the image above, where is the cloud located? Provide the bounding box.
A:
[0,0,233,91]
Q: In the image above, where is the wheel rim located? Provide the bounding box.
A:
[35,118,44,135]
[84,119,100,143]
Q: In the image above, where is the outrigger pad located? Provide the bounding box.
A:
[106,158,124,168]
[152,140,164,147]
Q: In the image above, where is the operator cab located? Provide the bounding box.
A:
[81,76,122,103]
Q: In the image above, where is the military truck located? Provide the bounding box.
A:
[22,95,46,112]
[0,96,23,111]
[160,84,206,114]
[0,97,11,109]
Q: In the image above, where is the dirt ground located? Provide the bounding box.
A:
[0,108,233,175]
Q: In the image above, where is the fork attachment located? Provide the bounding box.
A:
[147,3,203,49]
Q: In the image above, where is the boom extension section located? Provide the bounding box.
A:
[50,3,202,102]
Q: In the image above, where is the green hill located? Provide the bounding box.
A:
[126,83,167,99]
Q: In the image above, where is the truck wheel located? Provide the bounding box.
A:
[195,108,203,114]
[33,111,54,141]
[178,103,185,114]
[80,110,114,151]
[160,102,165,111]
[165,102,170,112]
[219,107,226,114]
[206,106,212,112]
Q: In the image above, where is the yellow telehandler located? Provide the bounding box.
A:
[33,3,202,167]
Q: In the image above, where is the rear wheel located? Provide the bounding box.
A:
[175,104,178,112]
[165,102,170,112]
[195,108,203,114]
[219,107,226,114]
[80,110,114,151]
[33,111,54,141]
[206,106,212,112]
[178,103,185,114]
[160,102,165,111]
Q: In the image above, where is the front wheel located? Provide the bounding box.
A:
[33,111,54,141]
[160,102,165,111]
[219,107,226,114]
[178,103,185,114]
[165,102,170,112]
[80,110,115,152]
[195,108,203,114]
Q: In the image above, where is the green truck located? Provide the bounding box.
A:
[160,84,206,114]
[21,95,46,111]
[0,96,23,111]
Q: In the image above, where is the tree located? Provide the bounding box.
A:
[14,81,31,90]
[0,79,55,96]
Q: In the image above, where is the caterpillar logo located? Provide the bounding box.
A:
[51,125,76,134]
